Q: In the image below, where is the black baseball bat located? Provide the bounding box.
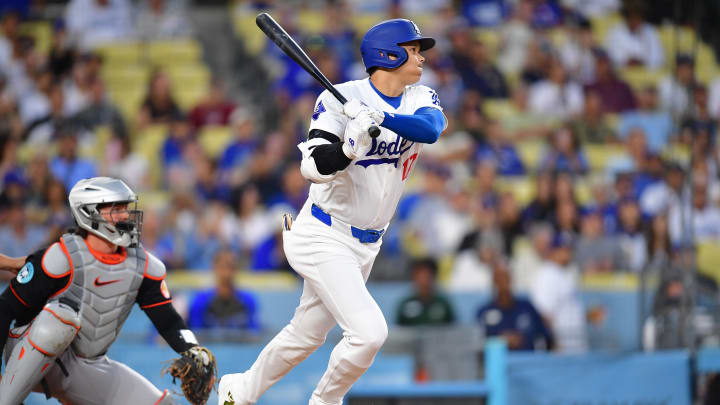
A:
[256,12,381,138]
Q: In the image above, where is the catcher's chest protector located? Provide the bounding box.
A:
[57,234,146,358]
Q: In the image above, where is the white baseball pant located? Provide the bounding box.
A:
[227,201,388,405]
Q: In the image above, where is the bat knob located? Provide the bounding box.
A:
[368,126,381,138]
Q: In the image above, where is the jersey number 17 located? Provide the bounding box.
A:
[401,153,418,181]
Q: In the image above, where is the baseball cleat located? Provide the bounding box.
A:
[218,373,243,405]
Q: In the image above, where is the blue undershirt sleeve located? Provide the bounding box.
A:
[380,107,445,144]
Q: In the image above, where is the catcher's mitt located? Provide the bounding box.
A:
[163,346,217,405]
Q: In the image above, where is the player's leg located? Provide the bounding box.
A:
[0,301,80,405]
[49,352,174,405]
[219,259,338,403]
[304,241,387,405]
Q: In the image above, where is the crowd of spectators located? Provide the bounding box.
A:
[2,0,720,351]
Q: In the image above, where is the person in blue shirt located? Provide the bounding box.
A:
[475,118,525,176]
[476,260,553,351]
[187,249,260,332]
[49,130,97,192]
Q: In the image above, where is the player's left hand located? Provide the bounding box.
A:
[343,98,384,124]
[164,346,217,405]
[342,113,377,159]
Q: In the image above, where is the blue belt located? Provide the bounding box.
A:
[311,204,384,244]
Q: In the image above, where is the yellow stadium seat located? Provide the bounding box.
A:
[109,88,145,124]
[297,10,325,34]
[19,22,52,54]
[175,85,209,110]
[658,24,697,59]
[134,124,169,188]
[516,140,544,170]
[138,190,171,210]
[96,42,143,65]
[585,144,626,171]
[351,13,384,34]
[102,65,150,93]
[574,179,592,205]
[497,176,535,206]
[147,40,203,66]
[590,13,621,44]
[474,29,500,55]
[234,12,266,55]
[167,64,211,90]
[483,100,516,120]
[698,241,720,285]
[662,143,690,165]
[619,67,668,90]
[198,126,234,159]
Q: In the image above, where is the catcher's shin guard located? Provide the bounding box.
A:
[0,300,80,405]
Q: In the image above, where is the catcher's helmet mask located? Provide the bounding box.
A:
[68,177,143,247]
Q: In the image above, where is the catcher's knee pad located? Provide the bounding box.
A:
[156,389,176,405]
[0,300,80,405]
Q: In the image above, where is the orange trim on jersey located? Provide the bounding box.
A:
[49,238,75,299]
[142,249,165,281]
[140,299,172,309]
[41,362,50,372]
[9,284,29,307]
[18,346,25,360]
[27,337,54,357]
[41,242,71,278]
[83,238,127,265]
[154,389,169,405]
[43,307,81,331]
[8,330,21,338]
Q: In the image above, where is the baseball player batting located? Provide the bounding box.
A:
[0,177,215,405]
[218,18,446,405]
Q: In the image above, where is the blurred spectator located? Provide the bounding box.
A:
[553,197,579,244]
[162,114,194,169]
[528,59,584,120]
[668,176,720,245]
[558,15,596,83]
[42,179,72,243]
[0,201,47,256]
[560,0,619,18]
[497,0,534,75]
[587,175,619,233]
[187,249,260,332]
[530,232,588,352]
[618,85,673,152]
[659,54,696,117]
[69,77,128,139]
[527,0,563,28]
[24,153,51,209]
[232,184,275,258]
[431,58,463,114]
[189,78,236,130]
[266,164,308,214]
[498,191,524,256]
[456,38,509,99]
[538,126,589,175]
[568,89,616,144]
[0,72,22,140]
[0,170,26,211]
[194,153,230,204]
[709,75,720,119]
[396,257,456,326]
[477,259,553,350]
[17,54,53,126]
[137,69,182,129]
[575,208,625,273]
[0,11,20,72]
[605,127,649,177]
[64,52,102,117]
[218,107,258,188]
[616,197,647,272]
[319,2,356,74]
[49,131,97,192]
[520,36,553,85]
[584,48,636,113]
[102,135,150,191]
[475,118,525,176]
[511,221,553,292]
[461,0,508,27]
[0,135,21,183]
[136,0,192,40]
[47,20,74,79]
[604,2,664,70]
[640,161,685,216]
[449,227,504,292]
[65,0,134,50]
[23,82,66,145]
[183,201,234,270]
[521,171,555,226]
[646,212,672,270]
[474,159,500,208]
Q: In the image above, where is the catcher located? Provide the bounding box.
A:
[0,177,216,405]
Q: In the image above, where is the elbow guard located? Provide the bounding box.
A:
[297,139,338,184]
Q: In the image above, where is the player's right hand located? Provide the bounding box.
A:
[342,113,376,159]
[343,98,384,124]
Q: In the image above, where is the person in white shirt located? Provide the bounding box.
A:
[658,55,695,117]
[604,4,664,70]
[528,58,584,120]
[218,18,447,405]
[530,233,588,352]
[65,0,134,50]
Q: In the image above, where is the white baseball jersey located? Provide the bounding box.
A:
[304,77,444,230]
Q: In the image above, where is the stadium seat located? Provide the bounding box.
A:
[198,126,234,159]
[175,85,209,110]
[351,13,384,34]
[697,241,720,285]
[134,124,169,188]
[619,67,668,90]
[19,21,52,54]
[474,29,500,55]
[147,39,203,66]
[590,13,622,44]
[585,144,626,171]
[96,42,143,65]
[297,10,325,33]
[233,12,266,55]
[496,177,534,206]
[109,87,145,125]
[167,64,211,90]
[483,100,516,120]
[658,25,697,60]
[516,140,544,170]
[102,64,150,93]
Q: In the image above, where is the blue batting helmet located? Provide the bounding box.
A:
[360,19,435,73]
